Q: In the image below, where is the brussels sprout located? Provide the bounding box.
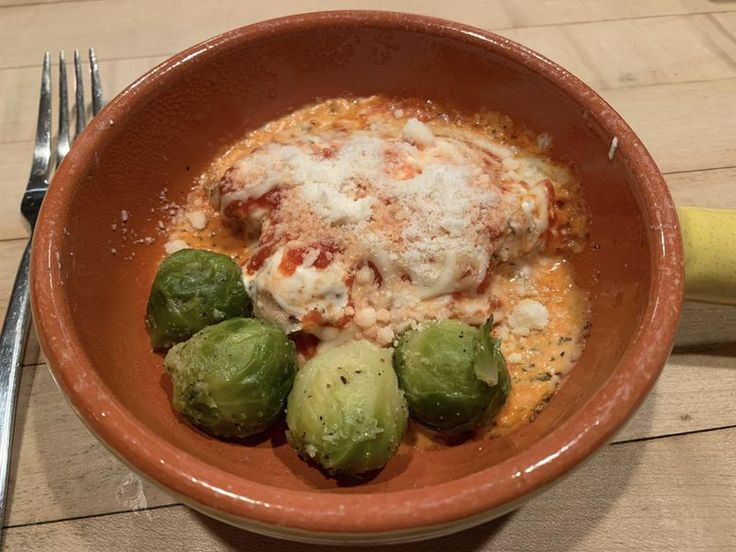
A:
[147,248,251,349]
[164,317,296,438]
[286,340,408,475]
[393,318,510,433]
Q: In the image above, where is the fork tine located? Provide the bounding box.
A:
[73,49,85,138]
[89,48,104,115]
[56,51,70,168]
[27,52,52,189]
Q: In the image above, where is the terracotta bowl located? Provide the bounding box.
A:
[30,11,683,545]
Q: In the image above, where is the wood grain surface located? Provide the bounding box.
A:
[0,1,734,550]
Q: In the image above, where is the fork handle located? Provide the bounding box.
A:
[0,240,32,531]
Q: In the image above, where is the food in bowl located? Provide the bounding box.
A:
[286,340,408,474]
[164,317,297,438]
[394,318,510,433]
[147,95,590,475]
[147,248,251,348]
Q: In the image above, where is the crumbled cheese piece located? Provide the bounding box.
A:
[355,266,375,286]
[375,308,390,324]
[186,210,207,230]
[508,299,550,333]
[401,118,435,147]
[508,352,523,363]
[354,307,377,329]
[164,239,189,254]
[376,326,395,346]
[608,136,618,160]
[393,108,405,119]
[120,210,129,222]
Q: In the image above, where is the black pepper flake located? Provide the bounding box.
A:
[326,384,331,388]
[558,336,573,343]
[354,370,363,374]
[560,351,566,357]
[340,376,348,385]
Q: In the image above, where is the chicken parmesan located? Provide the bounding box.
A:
[164,96,590,436]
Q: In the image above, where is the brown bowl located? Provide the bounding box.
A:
[30,11,683,544]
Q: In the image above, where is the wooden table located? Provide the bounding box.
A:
[1,1,735,550]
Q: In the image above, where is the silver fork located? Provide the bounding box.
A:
[0,49,104,534]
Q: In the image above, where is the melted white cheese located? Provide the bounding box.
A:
[243,247,349,331]
[224,118,559,340]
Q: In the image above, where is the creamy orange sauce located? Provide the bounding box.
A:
[165,96,590,440]
[489,256,589,436]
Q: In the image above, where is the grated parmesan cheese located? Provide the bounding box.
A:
[164,239,189,254]
[298,182,374,224]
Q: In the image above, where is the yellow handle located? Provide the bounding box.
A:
[680,207,736,305]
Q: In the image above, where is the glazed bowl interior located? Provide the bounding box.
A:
[32,11,681,538]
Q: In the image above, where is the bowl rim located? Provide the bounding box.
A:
[30,9,684,537]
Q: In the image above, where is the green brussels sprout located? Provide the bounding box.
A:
[286,340,408,475]
[147,248,251,349]
[164,317,296,438]
[393,318,510,433]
